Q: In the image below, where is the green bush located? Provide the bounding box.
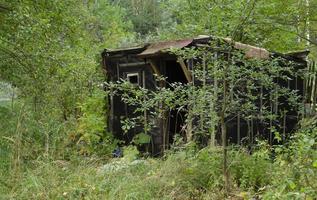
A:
[230,145,272,191]
[2,118,317,199]
[262,119,317,199]
[75,89,115,156]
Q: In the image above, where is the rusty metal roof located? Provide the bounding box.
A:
[104,45,146,55]
[103,35,309,61]
[223,38,270,59]
[136,35,271,59]
[138,39,193,57]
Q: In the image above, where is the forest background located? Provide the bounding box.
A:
[0,0,317,199]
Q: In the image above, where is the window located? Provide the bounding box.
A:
[127,73,139,85]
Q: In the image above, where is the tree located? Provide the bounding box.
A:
[174,39,301,192]
[0,0,134,159]
[156,0,317,56]
[114,0,163,36]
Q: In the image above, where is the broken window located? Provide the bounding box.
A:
[127,73,140,85]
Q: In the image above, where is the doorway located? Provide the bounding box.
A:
[164,60,188,145]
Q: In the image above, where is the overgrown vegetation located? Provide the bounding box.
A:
[1,0,317,199]
[1,120,316,199]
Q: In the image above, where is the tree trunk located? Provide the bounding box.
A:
[221,113,229,193]
[222,52,229,194]
[187,108,193,142]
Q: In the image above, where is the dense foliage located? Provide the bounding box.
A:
[1,122,316,199]
[0,0,316,199]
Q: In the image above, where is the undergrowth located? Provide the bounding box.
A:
[1,113,316,199]
[1,122,316,200]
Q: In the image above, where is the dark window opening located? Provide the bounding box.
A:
[165,60,187,84]
[127,73,139,85]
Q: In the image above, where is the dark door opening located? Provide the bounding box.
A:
[165,60,188,145]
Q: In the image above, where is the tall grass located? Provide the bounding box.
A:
[1,99,316,199]
[1,135,316,199]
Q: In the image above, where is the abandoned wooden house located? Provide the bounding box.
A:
[102,35,310,155]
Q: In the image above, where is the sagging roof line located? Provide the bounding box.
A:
[103,35,309,61]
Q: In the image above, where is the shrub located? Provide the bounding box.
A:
[75,89,115,156]
[230,146,272,191]
[262,119,317,199]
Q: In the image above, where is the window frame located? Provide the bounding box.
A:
[126,72,140,86]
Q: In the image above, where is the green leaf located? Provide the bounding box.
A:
[289,181,296,190]
[313,160,317,168]
[132,133,151,145]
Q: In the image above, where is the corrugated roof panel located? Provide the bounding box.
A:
[103,35,309,61]
[223,38,270,59]
[138,39,193,57]
[105,45,146,54]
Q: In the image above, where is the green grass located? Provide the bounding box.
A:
[0,100,10,107]
[1,121,316,200]
[0,146,276,200]
[1,141,316,200]
[1,147,231,200]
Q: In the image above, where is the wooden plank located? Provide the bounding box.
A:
[116,62,120,80]
[109,93,114,133]
[283,110,286,141]
[148,60,161,76]
[149,59,165,88]
[119,61,147,67]
[188,59,195,84]
[102,57,108,75]
[178,59,192,83]
[149,59,165,152]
